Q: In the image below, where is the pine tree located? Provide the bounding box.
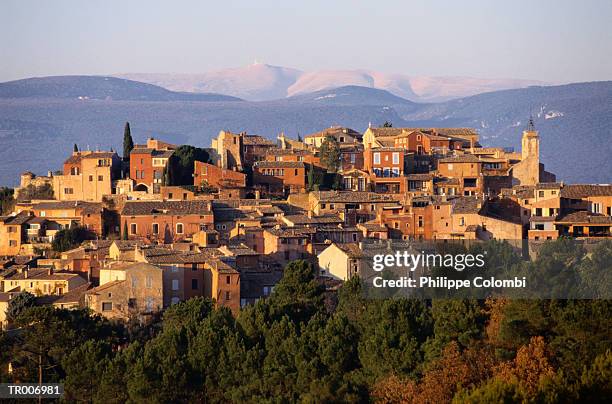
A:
[123,122,134,161]
[73,143,79,153]
[122,221,128,240]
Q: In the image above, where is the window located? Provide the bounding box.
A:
[171,297,180,305]
[226,275,231,285]
[64,188,74,195]
[392,152,400,164]
[539,191,545,197]
[592,203,602,214]
[373,153,381,164]
[9,240,17,247]
[192,263,198,271]
[392,168,400,177]
[98,175,103,181]
[294,169,298,176]
[168,192,173,199]
[459,217,465,226]
[191,279,198,290]
[447,164,453,171]
[89,175,93,182]
[130,223,137,234]
[172,280,179,291]
[40,211,46,217]
[352,233,358,242]
[321,203,326,209]
[418,216,424,228]
[102,302,112,311]
[464,178,477,188]
[176,223,184,234]
[225,291,231,300]
[152,223,159,234]
[329,204,335,210]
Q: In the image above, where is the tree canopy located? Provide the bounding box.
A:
[0,241,610,402]
[166,145,210,186]
[123,122,134,160]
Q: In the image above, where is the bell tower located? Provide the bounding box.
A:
[521,116,540,162]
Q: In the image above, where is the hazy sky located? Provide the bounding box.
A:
[1,0,611,83]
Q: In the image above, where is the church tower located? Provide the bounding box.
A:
[521,116,540,162]
[511,117,541,186]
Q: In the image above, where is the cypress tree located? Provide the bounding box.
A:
[73,143,79,153]
[122,221,128,240]
[123,122,134,161]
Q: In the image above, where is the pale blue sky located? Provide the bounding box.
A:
[1,0,611,83]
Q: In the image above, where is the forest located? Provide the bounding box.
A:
[1,239,611,403]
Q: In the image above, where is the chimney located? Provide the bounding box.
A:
[255,190,261,200]
[47,170,53,177]
[23,268,28,278]
[47,267,53,276]
[307,210,313,219]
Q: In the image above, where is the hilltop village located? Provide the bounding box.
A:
[1,121,611,326]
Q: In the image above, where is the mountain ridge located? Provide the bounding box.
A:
[0,75,242,102]
[115,63,547,102]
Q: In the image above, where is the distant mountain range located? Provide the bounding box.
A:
[0,75,609,186]
[116,63,547,102]
[0,76,241,102]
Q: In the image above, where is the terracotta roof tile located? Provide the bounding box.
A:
[121,200,212,216]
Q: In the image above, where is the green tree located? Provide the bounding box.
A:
[382,121,393,127]
[319,136,341,174]
[268,260,325,323]
[453,377,525,403]
[52,226,95,252]
[166,145,210,186]
[306,164,323,191]
[6,291,36,322]
[358,299,433,381]
[16,183,54,201]
[424,299,486,360]
[9,307,119,384]
[162,297,214,333]
[0,186,15,215]
[73,143,79,153]
[123,122,134,161]
[122,221,128,240]
[62,340,111,402]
